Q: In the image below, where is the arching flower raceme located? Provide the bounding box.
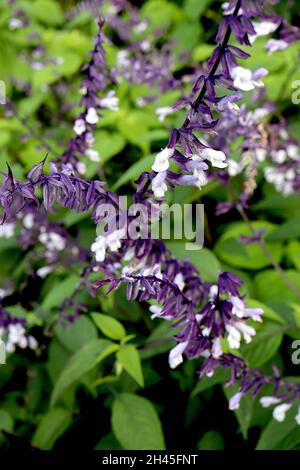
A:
[57,19,115,172]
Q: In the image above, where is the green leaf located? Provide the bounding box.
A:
[166,243,220,282]
[192,44,215,63]
[94,131,126,164]
[191,368,230,397]
[95,432,122,450]
[42,274,80,310]
[112,393,165,450]
[244,40,299,101]
[47,339,71,384]
[54,316,98,352]
[291,302,300,328]
[19,143,47,169]
[215,221,283,269]
[113,154,154,190]
[141,1,181,32]
[0,130,10,148]
[117,111,155,152]
[184,0,211,18]
[256,403,300,449]
[0,409,13,436]
[286,241,300,271]
[91,313,126,341]
[117,345,144,387]
[240,322,283,368]
[253,193,300,219]
[254,270,300,303]
[140,321,175,360]
[30,0,64,26]
[32,54,81,90]
[32,408,71,450]
[266,214,300,241]
[197,430,224,450]
[51,339,116,406]
[172,21,202,55]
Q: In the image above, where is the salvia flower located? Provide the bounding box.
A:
[152,147,175,173]
[231,66,268,91]
[0,304,38,354]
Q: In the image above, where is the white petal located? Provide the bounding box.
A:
[193,169,208,187]
[28,336,38,350]
[174,273,185,290]
[95,247,106,262]
[85,149,100,162]
[231,67,254,91]
[23,214,34,229]
[260,396,282,408]
[228,159,241,176]
[73,119,86,135]
[229,391,243,410]
[156,107,174,122]
[209,285,218,301]
[245,307,264,322]
[295,405,300,425]
[202,148,227,168]
[86,107,99,125]
[212,337,223,358]
[18,335,28,349]
[76,162,86,175]
[266,39,288,54]
[152,148,174,172]
[149,305,163,319]
[168,341,188,369]
[36,266,53,278]
[252,21,278,37]
[273,403,292,422]
[152,171,168,197]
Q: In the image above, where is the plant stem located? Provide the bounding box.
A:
[182,0,242,128]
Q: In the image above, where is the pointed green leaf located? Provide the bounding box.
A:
[112,393,165,450]
[32,408,71,450]
[91,313,126,341]
[51,339,117,406]
[117,345,144,387]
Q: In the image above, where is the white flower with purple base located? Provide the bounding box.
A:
[231,67,268,91]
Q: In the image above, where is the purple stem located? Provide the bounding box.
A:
[182,0,242,128]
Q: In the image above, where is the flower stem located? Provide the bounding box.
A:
[182,0,242,128]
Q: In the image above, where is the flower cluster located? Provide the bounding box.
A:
[59,19,117,171]
[147,0,281,200]
[264,124,300,196]
[97,259,263,371]
[0,303,38,354]
[19,210,88,279]
[202,354,300,426]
